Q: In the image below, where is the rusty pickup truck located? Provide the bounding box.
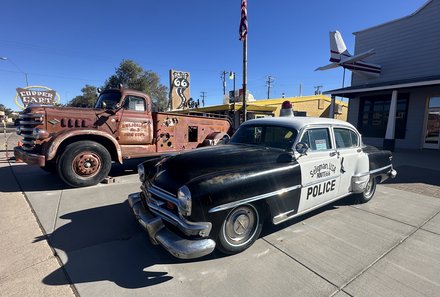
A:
[14,88,231,187]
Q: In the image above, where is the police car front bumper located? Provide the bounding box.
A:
[127,192,216,259]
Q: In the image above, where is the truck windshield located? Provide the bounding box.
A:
[230,125,298,151]
[95,92,121,109]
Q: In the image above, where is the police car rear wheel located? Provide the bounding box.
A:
[356,176,376,203]
[217,204,263,254]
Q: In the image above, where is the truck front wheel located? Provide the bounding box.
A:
[57,141,112,187]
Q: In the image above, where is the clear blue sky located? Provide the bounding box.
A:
[0,0,427,110]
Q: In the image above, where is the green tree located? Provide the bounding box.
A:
[0,104,13,116]
[68,85,98,107]
[104,60,169,110]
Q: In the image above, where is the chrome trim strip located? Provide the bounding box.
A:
[20,127,34,132]
[273,192,352,225]
[19,121,43,125]
[208,184,301,213]
[302,175,341,188]
[21,139,35,145]
[353,165,392,177]
[152,184,176,198]
[20,113,44,118]
[273,209,297,224]
[148,185,179,205]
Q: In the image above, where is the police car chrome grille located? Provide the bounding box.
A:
[147,184,179,216]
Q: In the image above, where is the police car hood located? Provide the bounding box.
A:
[151,144,289,191]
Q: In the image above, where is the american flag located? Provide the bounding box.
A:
[239,0,248,41]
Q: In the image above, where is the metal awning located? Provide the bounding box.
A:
[324,75,440,98]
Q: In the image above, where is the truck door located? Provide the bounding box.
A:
[117,95,153,145]
[296,127,341,213]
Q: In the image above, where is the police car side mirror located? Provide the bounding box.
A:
[295,142,309,155]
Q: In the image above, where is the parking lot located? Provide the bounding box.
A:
[1,132,440,297]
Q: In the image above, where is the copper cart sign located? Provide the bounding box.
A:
[15,86,61,110]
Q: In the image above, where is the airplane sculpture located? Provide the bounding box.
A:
[316,31,381,77]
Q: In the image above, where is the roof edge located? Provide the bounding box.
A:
[353,0,432,35]
[324,78,440,96]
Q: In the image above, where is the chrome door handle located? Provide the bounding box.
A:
[329,151,338,157]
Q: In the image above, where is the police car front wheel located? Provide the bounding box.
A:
[217,204,263,255]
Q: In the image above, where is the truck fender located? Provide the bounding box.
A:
[203,132,230,146]
[46,130,123,163]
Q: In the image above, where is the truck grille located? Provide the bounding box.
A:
[18,113,44,150]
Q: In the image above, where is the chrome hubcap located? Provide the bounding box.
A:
[224,206,257,246]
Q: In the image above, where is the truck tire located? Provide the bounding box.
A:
[57,140,112,187]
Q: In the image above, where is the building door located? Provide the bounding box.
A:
[424,97,440,149]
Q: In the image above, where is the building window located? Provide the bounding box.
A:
[357,94,408,139]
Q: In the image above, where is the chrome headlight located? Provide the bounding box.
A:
[32,128,49,140]
[177,185,192,216]
[137,163,145,182]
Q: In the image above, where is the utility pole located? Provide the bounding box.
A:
[266,75,274,99]
[200,91,207,107]
[221,71,228,96]
[314,85,323,95]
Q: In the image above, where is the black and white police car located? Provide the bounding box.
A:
[128,117,396,259]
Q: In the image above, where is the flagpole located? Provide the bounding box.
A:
[242,37,247,123]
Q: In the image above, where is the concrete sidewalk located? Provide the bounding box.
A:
[0,134,75,297]
[1,131,439,297]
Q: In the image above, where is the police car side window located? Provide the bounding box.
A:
[300,128,332,151]
[334,128,359,148]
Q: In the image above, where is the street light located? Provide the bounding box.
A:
[0,57,29,86]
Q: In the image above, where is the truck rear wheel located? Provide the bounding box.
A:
[57,141,111,187]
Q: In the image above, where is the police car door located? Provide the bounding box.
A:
[296,126,341,213]
[333,127,368,196]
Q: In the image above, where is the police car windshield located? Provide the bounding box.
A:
[95,92,121,109]
[230,125,298,151]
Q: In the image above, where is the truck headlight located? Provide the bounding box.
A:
[137,163,145,182]
[32,128,49,140]
[177,185,192,216]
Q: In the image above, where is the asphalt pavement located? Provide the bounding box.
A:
[1,132,440,297]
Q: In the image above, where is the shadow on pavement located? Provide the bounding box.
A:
[36,201,227,289]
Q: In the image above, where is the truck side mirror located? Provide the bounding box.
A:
[113,103,121,110]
